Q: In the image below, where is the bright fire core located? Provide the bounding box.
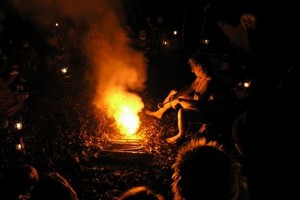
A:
[115,105,140,135]
[103,89,144,137]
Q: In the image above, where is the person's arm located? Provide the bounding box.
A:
[170,79,198,100]
[178,78,214,108]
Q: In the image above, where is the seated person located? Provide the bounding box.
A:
[146,53,221,144]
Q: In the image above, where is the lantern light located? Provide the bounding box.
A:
[14,120,23,130]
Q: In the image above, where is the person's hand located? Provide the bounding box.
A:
[170,98,181,108]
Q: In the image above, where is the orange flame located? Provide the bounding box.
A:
[104,88,144,136]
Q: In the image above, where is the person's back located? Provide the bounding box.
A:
[171,137,249,200]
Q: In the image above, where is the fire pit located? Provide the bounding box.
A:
[100,137,151,161]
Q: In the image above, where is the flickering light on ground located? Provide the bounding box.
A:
[60,67,68,74]
[243,81,251,88]
[162,40,169,46]
[203,39,209,45]
[14,121,23,130]
[15,143,23,151]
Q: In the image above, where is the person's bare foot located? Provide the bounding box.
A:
[166,134,181,144]
[145,110,163,119]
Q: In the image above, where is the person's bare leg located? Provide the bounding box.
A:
[166,108,187,144]
[145,90,177,119]
[145,103,171,119]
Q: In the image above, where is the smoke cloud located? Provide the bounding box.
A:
[9,0,147,118]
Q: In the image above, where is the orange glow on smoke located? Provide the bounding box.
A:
[9,0,148,138]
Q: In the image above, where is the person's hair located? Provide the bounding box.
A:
[171,137,246,200]
[116,186,165,200]
[189,53,212,75]
[30,172,79,200]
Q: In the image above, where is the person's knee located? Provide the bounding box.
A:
[178,108,189,119]
[170,90,177,95]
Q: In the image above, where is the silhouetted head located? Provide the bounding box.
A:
[171,138,244,200]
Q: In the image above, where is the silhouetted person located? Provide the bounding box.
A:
[146,53,223,144]
[171,137,249,200]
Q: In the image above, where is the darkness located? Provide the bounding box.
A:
[0,0,299,200]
